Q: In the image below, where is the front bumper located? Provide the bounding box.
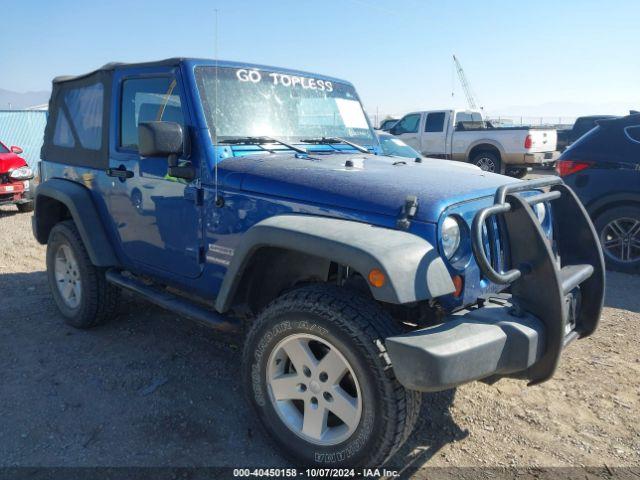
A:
[0,180,30,205]
[386,177,605,392]
[387,295,573,392]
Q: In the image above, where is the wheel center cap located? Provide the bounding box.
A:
[309,380,321,394]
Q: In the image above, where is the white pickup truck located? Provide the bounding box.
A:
[388,110,559,177]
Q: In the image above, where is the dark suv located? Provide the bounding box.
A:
[557,113,640,273]
[556,115,617,151]
[33,58,605,466]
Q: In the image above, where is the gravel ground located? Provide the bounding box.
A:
[0,204,638,477]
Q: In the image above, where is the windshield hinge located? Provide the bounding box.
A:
[396,195,418,230]
[185,182,204,206]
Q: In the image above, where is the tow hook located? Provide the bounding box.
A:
[397,195,418,230]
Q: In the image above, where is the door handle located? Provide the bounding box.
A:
[106,165,134,180]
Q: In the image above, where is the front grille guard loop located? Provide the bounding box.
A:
[472,176,564,285]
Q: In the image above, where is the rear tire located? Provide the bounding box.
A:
[46,220,120,328]
[506,167,528,179]
[471,151,503,174]
[594,206,640,274]
[17,201,34,213]
[242,284,421,466]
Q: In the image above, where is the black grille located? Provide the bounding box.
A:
[0,173,10,185]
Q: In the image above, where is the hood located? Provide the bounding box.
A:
[0,153,28,174]
[220,153,515,223]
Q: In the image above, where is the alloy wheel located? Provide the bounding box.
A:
[266,333,362,446]
[476,156,496,172]
[600,217,640,263]
[54,244,82,308]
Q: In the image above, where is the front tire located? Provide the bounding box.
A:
[594,206,640,274]
[506,167,528,179]
[46,220,120,328]
[17,201,34,213]
[242,284,421,466]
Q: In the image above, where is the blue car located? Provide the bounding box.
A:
[33,58,605,466]
[557,113,640,273]
[376,132,422,159]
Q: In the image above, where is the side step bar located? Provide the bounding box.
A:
[105,270,240,333]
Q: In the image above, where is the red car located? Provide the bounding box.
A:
[0,140,34,212]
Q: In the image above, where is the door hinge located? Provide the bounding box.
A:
[185,185,204,206]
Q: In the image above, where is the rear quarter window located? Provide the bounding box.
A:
[624,125,640,144]
[53,83,104,150]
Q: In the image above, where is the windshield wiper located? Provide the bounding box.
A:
[300,137,370,154]
[220,136,308,154]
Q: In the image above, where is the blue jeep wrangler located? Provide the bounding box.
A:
[33,58,605,466]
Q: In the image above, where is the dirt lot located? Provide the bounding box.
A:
[1,204,639,477]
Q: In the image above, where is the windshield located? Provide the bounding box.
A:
[195,66,375,145]
[0,143,9,154]
[378,135,420,158]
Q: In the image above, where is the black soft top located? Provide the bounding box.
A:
[52,58,184,84]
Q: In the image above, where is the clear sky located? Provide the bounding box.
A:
[2,0,638,118]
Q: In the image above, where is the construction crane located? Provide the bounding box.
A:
[452,54,482,111]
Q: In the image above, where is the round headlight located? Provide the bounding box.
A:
[534,202,546,224]
[442,216,462,259]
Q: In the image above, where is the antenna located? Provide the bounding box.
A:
[213,9,221,206]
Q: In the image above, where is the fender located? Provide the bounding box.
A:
[33,178,118,267]
[586,191,640,218]
[215,215,455,312]
[465,139,506,162]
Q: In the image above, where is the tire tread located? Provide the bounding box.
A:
[243,283,421,466]
[47,220,119,328]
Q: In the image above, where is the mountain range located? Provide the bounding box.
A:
[0,88,50,110]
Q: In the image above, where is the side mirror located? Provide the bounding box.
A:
[389,126,399,135]
[138,121,195,181]
[138,121,183,157]
[10,146,23,155]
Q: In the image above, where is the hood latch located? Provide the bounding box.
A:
[396,195,418,230]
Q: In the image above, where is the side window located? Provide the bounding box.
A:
[120,77,184,150]
[625,125,640,144]
[394,114,421,134]
[53,82,104,149]
[425,112,445,132]
[455,112,473,127]
[455,112,483,130]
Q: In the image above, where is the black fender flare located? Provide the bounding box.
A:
[214,215,455,312]
[33,178,118,267]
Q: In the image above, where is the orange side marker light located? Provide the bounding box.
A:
[452,275,464,297]
[368,269,386,288]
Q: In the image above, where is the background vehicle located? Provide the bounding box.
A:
[33,58,604,467]
[376,132,422,159]
[557,113,640,273]
[556,115,617,151]
[389,109,559,177]
[377,118,398,131]
[0,140,34,212]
